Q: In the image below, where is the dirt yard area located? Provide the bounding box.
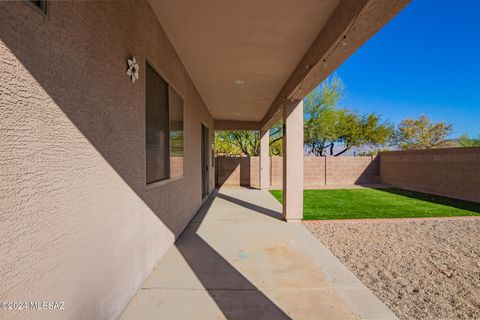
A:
[305,218,480,320]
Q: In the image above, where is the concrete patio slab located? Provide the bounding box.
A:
[120,188,397,320]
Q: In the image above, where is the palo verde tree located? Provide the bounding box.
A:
[304,76,393,156]
[214,121,283,156]
[215,131,259,156]
[393,115,453,150]
[268,121,283,155]
[335,112,394,156]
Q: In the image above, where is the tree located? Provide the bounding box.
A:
[214,120,283,156]
[215,131,259,156]
[304,76,393,156]
[269,121,283,156]
[393,115,453,150]
[458,134,480,147]
[304,77,343,156]
[334,112,393,156]
[216,75,394,157]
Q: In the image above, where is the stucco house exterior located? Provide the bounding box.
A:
[0,1,409,319]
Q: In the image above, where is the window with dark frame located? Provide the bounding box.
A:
[30,0,47,14]
[145,62,184,184]
[146,63,170,184]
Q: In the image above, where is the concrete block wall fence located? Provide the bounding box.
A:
[215,156,380,188]
[216,148,480,204]
[215,156,260,188]
[380,147,480,203]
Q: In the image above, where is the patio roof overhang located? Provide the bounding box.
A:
[149,0,410,131]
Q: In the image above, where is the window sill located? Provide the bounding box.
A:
[146,176,183,190]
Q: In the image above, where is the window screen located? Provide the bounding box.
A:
[146,63,170,184]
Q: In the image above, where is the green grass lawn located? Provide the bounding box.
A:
[269,188,480,220]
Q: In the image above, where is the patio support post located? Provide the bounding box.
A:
[260,129,270,189]
[282,100,304,221]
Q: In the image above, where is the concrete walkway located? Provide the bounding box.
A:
[121,188,397,320]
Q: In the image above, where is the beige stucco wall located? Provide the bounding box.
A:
[380,148,480,203]
[0,1,214,319]
[216,156,379,187]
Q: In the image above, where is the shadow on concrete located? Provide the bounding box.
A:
[216,192,283,221]
[0,3,289,318]
[374,188,480,213]
[175,190,291,319]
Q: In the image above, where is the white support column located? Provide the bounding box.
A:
[282,100,304,221]
[259,129,270,189]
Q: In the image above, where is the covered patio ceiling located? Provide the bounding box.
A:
[149,0,410,130]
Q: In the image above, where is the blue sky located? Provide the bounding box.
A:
[333,0,480,138]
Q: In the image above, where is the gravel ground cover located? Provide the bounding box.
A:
[305,218,480,320]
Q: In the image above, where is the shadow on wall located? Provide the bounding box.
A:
[1,4,289,319]
[354,156,380,185]
[216,156,258,188]
[0,1,200,235]
[216,156,380,188]
[175,190,290,319]
[0,2,244,319]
